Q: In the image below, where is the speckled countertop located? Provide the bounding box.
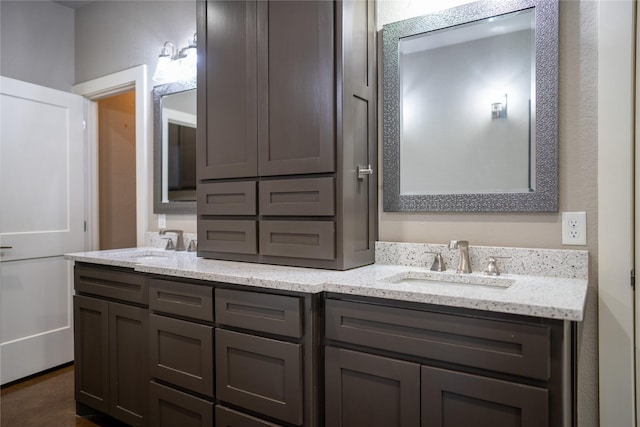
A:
[65,241,588,322]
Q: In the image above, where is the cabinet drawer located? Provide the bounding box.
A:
[216,406,284,427]
[421,366,548,427]
[150,381,213,427]
[216,329,302,425]
[260,220,335,260]
[325,299,551,380]
[149,279,213,322]
[215,288,302,338]
[259,177,334,216]
[150,315,214,397]
[198,220,257,254]
[325,347,420,427]
[75,265,148,304]
[198,181,256,215]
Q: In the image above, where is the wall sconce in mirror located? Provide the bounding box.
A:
[492,94,508,119]
[153,33,197,84]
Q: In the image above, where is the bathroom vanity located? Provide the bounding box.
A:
[66,242,587,427]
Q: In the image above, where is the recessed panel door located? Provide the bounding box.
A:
[0,76,85,384]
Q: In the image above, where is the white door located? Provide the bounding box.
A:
[0,76,85,384]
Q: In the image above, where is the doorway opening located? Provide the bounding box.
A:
[73,65,149,250]
[97,91,137,249]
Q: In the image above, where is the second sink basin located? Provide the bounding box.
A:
[132,253,170,261]
[383,270,514,289]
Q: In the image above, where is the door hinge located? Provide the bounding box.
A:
[631,269,635,289]
[84,221,87,232]
[82,120,87,130]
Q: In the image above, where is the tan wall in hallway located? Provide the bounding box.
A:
[98,91,137,250]
[376,1,599,426]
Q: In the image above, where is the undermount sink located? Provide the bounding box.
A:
[105,249,171,264]
[132,253,170,261]
[383,270,514,289]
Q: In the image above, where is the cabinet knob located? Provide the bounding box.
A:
[357,164,373,180]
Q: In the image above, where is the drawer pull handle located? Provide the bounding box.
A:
[357,164,373,180]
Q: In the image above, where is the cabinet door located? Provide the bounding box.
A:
[74,295,109,414]
[257,0,335,176]
[149,314,214,397]
[109,302,149,426]
[325,347,420,427]
[216,329,302,425]
[199,0,257,179]
[150,381,213,427]
[216,405,284,427]
[421,366,549,427]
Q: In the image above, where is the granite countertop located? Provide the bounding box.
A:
[65,245,588,321]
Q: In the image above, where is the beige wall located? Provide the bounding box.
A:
[377,1,599,425]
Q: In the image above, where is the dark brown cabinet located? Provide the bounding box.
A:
[198,1,334,179]
[324,297,571,427]
[149,314,214,397]
[421,366,548,427]
[147,279,215,424]
[74,295,109,414]
[325,347,420,427]
[214,288,317,426]
[256,0,335,176]
[215,329,302,425]
[73,264,574,427]
[73,265,149,427]
[197,0,377,270]
[150,381,213,427]
[198,0,257,180]
[216,405,285,427]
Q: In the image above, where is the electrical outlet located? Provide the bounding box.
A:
[158,214,167,229]
[562,212,587,245]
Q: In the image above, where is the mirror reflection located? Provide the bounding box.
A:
[162,90,196,202]
[153,81,197,214]
[399,9,535,195]
[383,0,558,212]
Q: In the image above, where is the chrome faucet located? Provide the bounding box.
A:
[449,240,471,274]
[159,229,186,251]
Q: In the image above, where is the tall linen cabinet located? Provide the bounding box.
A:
[197,0,377,270]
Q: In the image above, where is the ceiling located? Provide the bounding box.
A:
[53,1,96,10]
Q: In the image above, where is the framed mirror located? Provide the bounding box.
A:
[153,80,197,214]
[383,0,558,212]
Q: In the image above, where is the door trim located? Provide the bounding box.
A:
[73,65,149,248]
[598,2,636,426]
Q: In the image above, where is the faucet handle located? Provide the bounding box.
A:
[160,229,186,251]
[483,256,511,276]
[427,252,446,271]
[187,239,197,252]
[162,237,175,250]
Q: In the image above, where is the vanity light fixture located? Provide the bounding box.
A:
[491,93,508,119]
[153,34,197,84]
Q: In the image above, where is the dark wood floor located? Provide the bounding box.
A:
[1,365,126,427]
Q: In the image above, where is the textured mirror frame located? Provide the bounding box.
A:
[383,0,558,212]
[153,80,197,214]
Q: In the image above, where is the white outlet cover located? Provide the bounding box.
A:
[562,211,587,245]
